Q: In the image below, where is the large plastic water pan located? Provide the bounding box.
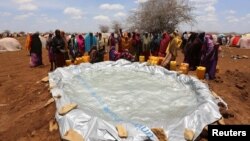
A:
[49,59,222,141]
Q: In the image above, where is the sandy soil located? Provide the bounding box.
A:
[0,37,249,141]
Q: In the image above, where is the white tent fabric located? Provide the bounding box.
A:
[212,34,218,44]
[239,37,250,49]
[0,38,21,52]
[49,60,223,141]
[39,36,47,48]
[242,33,250,38]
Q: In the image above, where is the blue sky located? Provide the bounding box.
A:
[0,0,249,33]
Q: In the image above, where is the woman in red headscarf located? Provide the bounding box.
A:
[158,33,170,57]
[77,34,85,56]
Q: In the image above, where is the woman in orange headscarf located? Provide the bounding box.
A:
[25,33,32,55]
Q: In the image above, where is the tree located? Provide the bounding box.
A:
[3,30,10,34]
[99,25,109,33]
[19,31,25,35]
[111,21,122,34]
[127,0,194,33]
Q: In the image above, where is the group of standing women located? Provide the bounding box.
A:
[182,32,221,79]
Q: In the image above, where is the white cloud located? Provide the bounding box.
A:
[99,4,124,10]
[190,0,217,8]
[63,7,83,19]
[225,10,236,14]
[18,3,38,11]
[14,13,34,20]
[192,0,218,23]
[226,16,239,23]
[0,12,12,16]
[131,8,138,12]
[240,13,250,21]
[186,0,219,32]
[245,13,250,18]
[114,12,127,17]
[205,6,215,13]
[134,0,148,4]
[93,15,110,22]
[41,15,58,23]
[14,0,37,11]
[14,0,33,3]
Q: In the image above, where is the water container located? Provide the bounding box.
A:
[83,56,90,62]
[139,56,145,63]
[196,66,206,79]
[158,57,164,65]
[65,60,72,66]
[180,63,189,74]
[75,57,84,65]
[181,63,189,69]
[104,53,109,61]
[154,57,159,65]
[180,66,188,74]
[170,61,177,71]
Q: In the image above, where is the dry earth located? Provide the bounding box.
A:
[0,37,249,141]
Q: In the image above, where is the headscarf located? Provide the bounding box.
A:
[25,33,32,52]
[60,30,68,50]
[205,34,214,49]
[198,32,205,43]
[85,33,97,52]
[30,32,42,54]
[55,29,61,38]
[159,33,170,57]
[77,34,85,51]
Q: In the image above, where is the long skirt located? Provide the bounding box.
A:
[55,53,65,68]
[48,49,54,63]
[30,53,43,67]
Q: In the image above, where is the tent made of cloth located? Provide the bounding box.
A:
[239,37,250,49]
[218,34,225,38]
[242,33,250,38]
[39,36,47,48]
[0,37,22,52]
[230,36,241,47]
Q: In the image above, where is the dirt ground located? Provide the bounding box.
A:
[0,37,249,141]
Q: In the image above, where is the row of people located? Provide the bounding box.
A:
[26,29,182,70]
[26,29,220,80]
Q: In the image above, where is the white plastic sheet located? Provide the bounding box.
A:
[49,60,222,141]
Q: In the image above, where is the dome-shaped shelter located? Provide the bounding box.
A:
[0,38,22,52]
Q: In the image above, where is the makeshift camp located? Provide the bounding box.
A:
[0,37,22,52]
[49,60,223,141]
